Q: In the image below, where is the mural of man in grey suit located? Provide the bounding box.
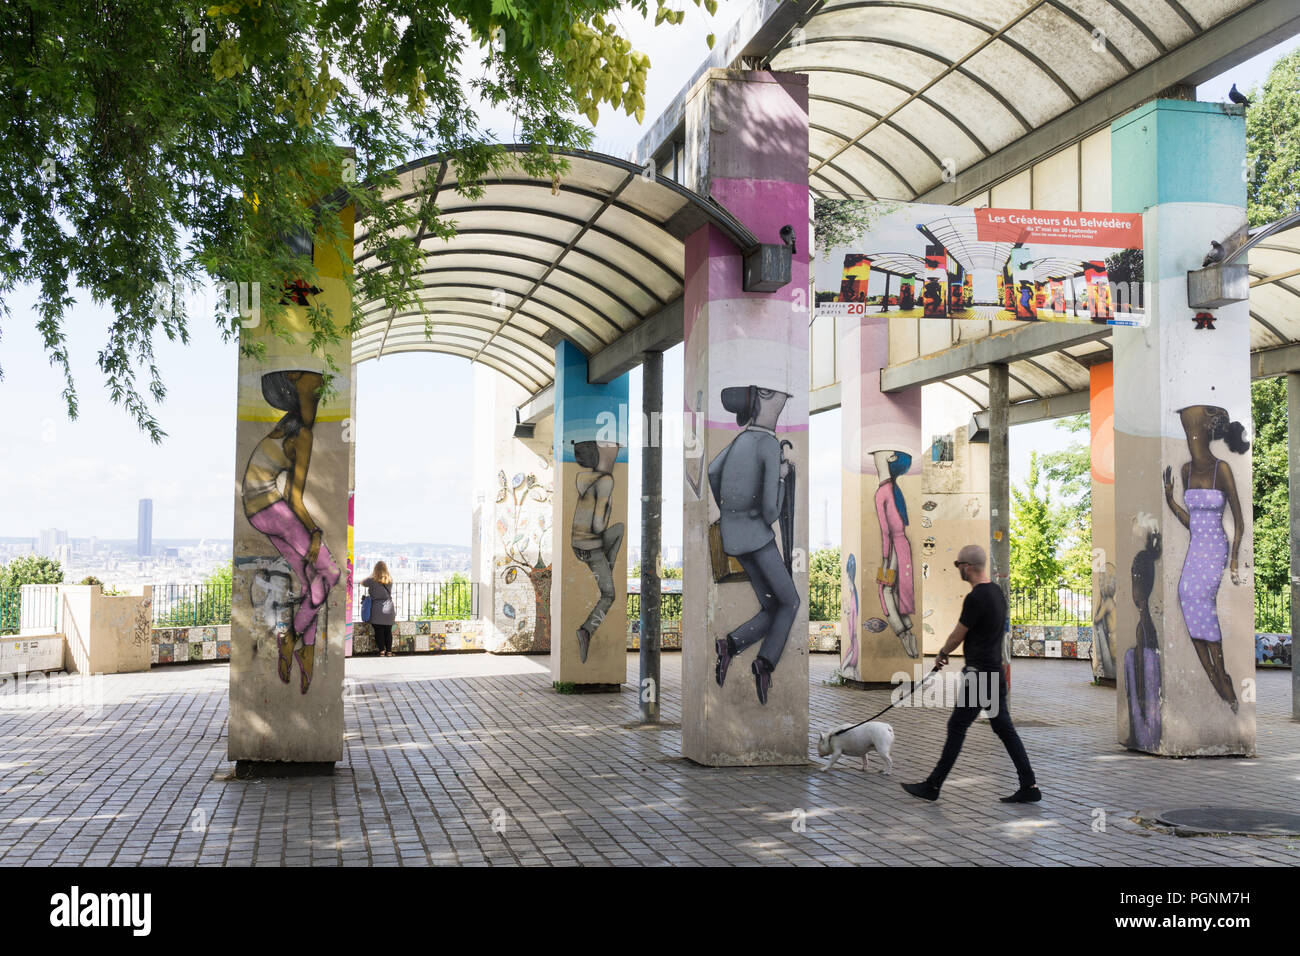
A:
[572,440,624,664]
[709,386,800,705]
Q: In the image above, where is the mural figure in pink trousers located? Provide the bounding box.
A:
[242,370,341,693]
[873,449,918,658]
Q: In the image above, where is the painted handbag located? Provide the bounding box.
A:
[877,567,897,586]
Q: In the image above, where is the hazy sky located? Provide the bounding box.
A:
[0,14,1294,549]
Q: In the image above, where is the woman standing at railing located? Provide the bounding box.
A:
[361,561,397,657]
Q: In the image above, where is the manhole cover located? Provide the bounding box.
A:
[1155,808,1300,836]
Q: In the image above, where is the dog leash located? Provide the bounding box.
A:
[830,661,944,738]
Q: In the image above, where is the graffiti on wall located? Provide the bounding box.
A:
[1163,404,1248,713]
[873,449,919,658]
[240,371,341,693]
[843,553,859,676]
[571,440,625,663]
[709,385,799,706]
[495,468,553,651]
[1125,527,1162,750]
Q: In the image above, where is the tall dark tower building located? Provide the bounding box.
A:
[138,499,153,557]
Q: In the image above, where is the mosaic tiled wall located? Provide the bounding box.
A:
[1011,625,1094,661]
[152,626,232,665]
[351,620,485,654]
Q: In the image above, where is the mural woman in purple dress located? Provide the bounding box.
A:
[873,450,918,658]
[1163,404,1248,713]
[242,370,341,693]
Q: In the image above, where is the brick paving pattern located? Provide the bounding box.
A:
[1,653,1298,866]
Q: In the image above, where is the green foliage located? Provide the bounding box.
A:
[1251,378,1290,597]
[0,556,64,588]
[809,546,841,621]
[1009,452,1065,591]
[628,562,682,580]
[2,0,701,440]
[813,200,901,261]
[417,572,472,620]
[1245,50,1300,228]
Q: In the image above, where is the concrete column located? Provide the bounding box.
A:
[1288,372,1300,719]
[470,365,556,653]
[1112,99,1254,755]
[920,405,990,657]
[840,316,923,686]
[229,204,354,771]
[345,363,357,657]
[550,340,630,689]
[1090,362,1118,683]
[640,349,664,722]
[988,363,1011,680]
[681,69,809,765]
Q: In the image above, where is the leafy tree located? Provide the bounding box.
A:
[629,562,682,580]
[417,572,472,620]
[1251,378,1289,600]
[1009,452,1065,591]
[1245,50,1300,227]
[0,556,63,635]
[813,199,901,262]
[809,546,841,621]
[3,0,703,440]
[1039,414,1092,589]
[0,556,64,588]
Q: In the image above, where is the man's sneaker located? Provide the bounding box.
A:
[901,781,940,802]
[752,657,773,705]
[999,786,1042,803]
[715,637,734,687]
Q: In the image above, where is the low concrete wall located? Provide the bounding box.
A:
[1011,625,1093,661]
[352,620,486,653]
[62,585,152,674]
[0,634,66,673]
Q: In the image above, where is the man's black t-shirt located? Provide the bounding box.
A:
[959,582,1007,670]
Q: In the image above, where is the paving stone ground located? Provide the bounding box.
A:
[1,652,1298,866]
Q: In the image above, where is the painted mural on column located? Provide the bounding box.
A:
[494,467,553,651]
[570,441,625,662]
[813,202,1144,327]
[1090,362,1118,682]
[708,385,799,705]
[229,201,353,764]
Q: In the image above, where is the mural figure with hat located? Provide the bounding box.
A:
[570,439,625,663]
[241,369,341,693]
[709,384,799,705]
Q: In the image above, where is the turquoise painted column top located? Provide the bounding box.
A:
[552,339,630,464]
[1110,99,1246,213]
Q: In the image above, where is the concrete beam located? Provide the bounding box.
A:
[918,0,1300,206]
[633,0,821,167]
[1251,343,1300,379]
[516,382,554,425]
[587,298,684,385]
[810,382,840,415]
[880,323,1111,392]
[972,389,1091,430]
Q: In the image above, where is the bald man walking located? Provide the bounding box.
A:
[901,544,1041,804]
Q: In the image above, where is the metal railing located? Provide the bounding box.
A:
[1009,586,1092,625]
[1256,588,1291,633]
[0,585,60,635]
[354,579,473,622]
[152,582,232,627]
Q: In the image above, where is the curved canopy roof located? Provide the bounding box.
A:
[351,147,759,393]
[767,0,1258,201]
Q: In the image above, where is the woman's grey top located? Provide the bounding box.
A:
[361,577,396,626]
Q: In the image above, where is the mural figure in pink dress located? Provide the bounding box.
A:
[873,449,918,658]
[844,553,859,675]
[242,370,341,693]
[1163,404,1248,713]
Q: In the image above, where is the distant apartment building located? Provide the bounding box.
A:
[39,527,68,559]
[138,499,153,557]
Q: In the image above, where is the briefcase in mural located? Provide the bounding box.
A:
[708,520,750,584]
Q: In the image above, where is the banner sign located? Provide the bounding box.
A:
[814,201,1146,326]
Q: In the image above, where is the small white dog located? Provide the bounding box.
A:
[816,721,894,774]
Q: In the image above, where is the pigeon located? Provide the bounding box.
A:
[1229,84,1250,107]
[1202,240,1224,268]
[779,223,796,255]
